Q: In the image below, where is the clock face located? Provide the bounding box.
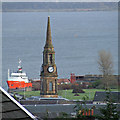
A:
[48,66,54,73]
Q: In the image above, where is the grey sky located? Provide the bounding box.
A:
[1,0,119,2]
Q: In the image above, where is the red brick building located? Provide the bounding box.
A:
[58,79,70,85]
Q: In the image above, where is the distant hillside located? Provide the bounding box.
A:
[2,2,117,12]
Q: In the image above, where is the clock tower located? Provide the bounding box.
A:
[40,16,58,98]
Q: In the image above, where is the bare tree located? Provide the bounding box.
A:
[97,50,115,89]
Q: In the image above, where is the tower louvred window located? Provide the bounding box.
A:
[49,54,52,64]
[49,82,53,91]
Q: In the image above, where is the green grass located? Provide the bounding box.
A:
[15,89,118,100]
[58,89,118,100]
[15,91,40,98]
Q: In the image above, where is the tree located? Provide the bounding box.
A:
[97,91,120,120]
[74,95,95,120]
[97,50,116,89]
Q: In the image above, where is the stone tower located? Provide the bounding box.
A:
[40,16,58,98]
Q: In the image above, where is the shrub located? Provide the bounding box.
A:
[91,80,101,88]
[74,93,80,96]
[58,84,72,90]
[72,87,85,93]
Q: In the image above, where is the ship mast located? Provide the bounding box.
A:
[8,69,10,78]
[18,59,22,73]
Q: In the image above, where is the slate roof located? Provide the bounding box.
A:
[93,91,120,103]
[0,86,38,120]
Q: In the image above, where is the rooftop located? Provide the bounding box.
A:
[0,86,38,120]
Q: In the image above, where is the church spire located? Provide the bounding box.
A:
[40,16,58,98]
[45,16,53,48]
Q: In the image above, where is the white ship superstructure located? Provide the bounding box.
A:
[7,59,32,89]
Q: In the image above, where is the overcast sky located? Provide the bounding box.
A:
[1,0,119,2]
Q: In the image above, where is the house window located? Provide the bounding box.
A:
[49,82,53,91]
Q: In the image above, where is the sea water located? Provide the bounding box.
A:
[2,11,118,90]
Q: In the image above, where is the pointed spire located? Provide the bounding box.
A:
[45,16,53,48]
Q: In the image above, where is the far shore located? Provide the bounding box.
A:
[3,8,117,12]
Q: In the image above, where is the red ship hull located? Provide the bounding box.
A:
[7,81,32,89]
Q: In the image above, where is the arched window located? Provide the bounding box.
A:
[49,82,53,91]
